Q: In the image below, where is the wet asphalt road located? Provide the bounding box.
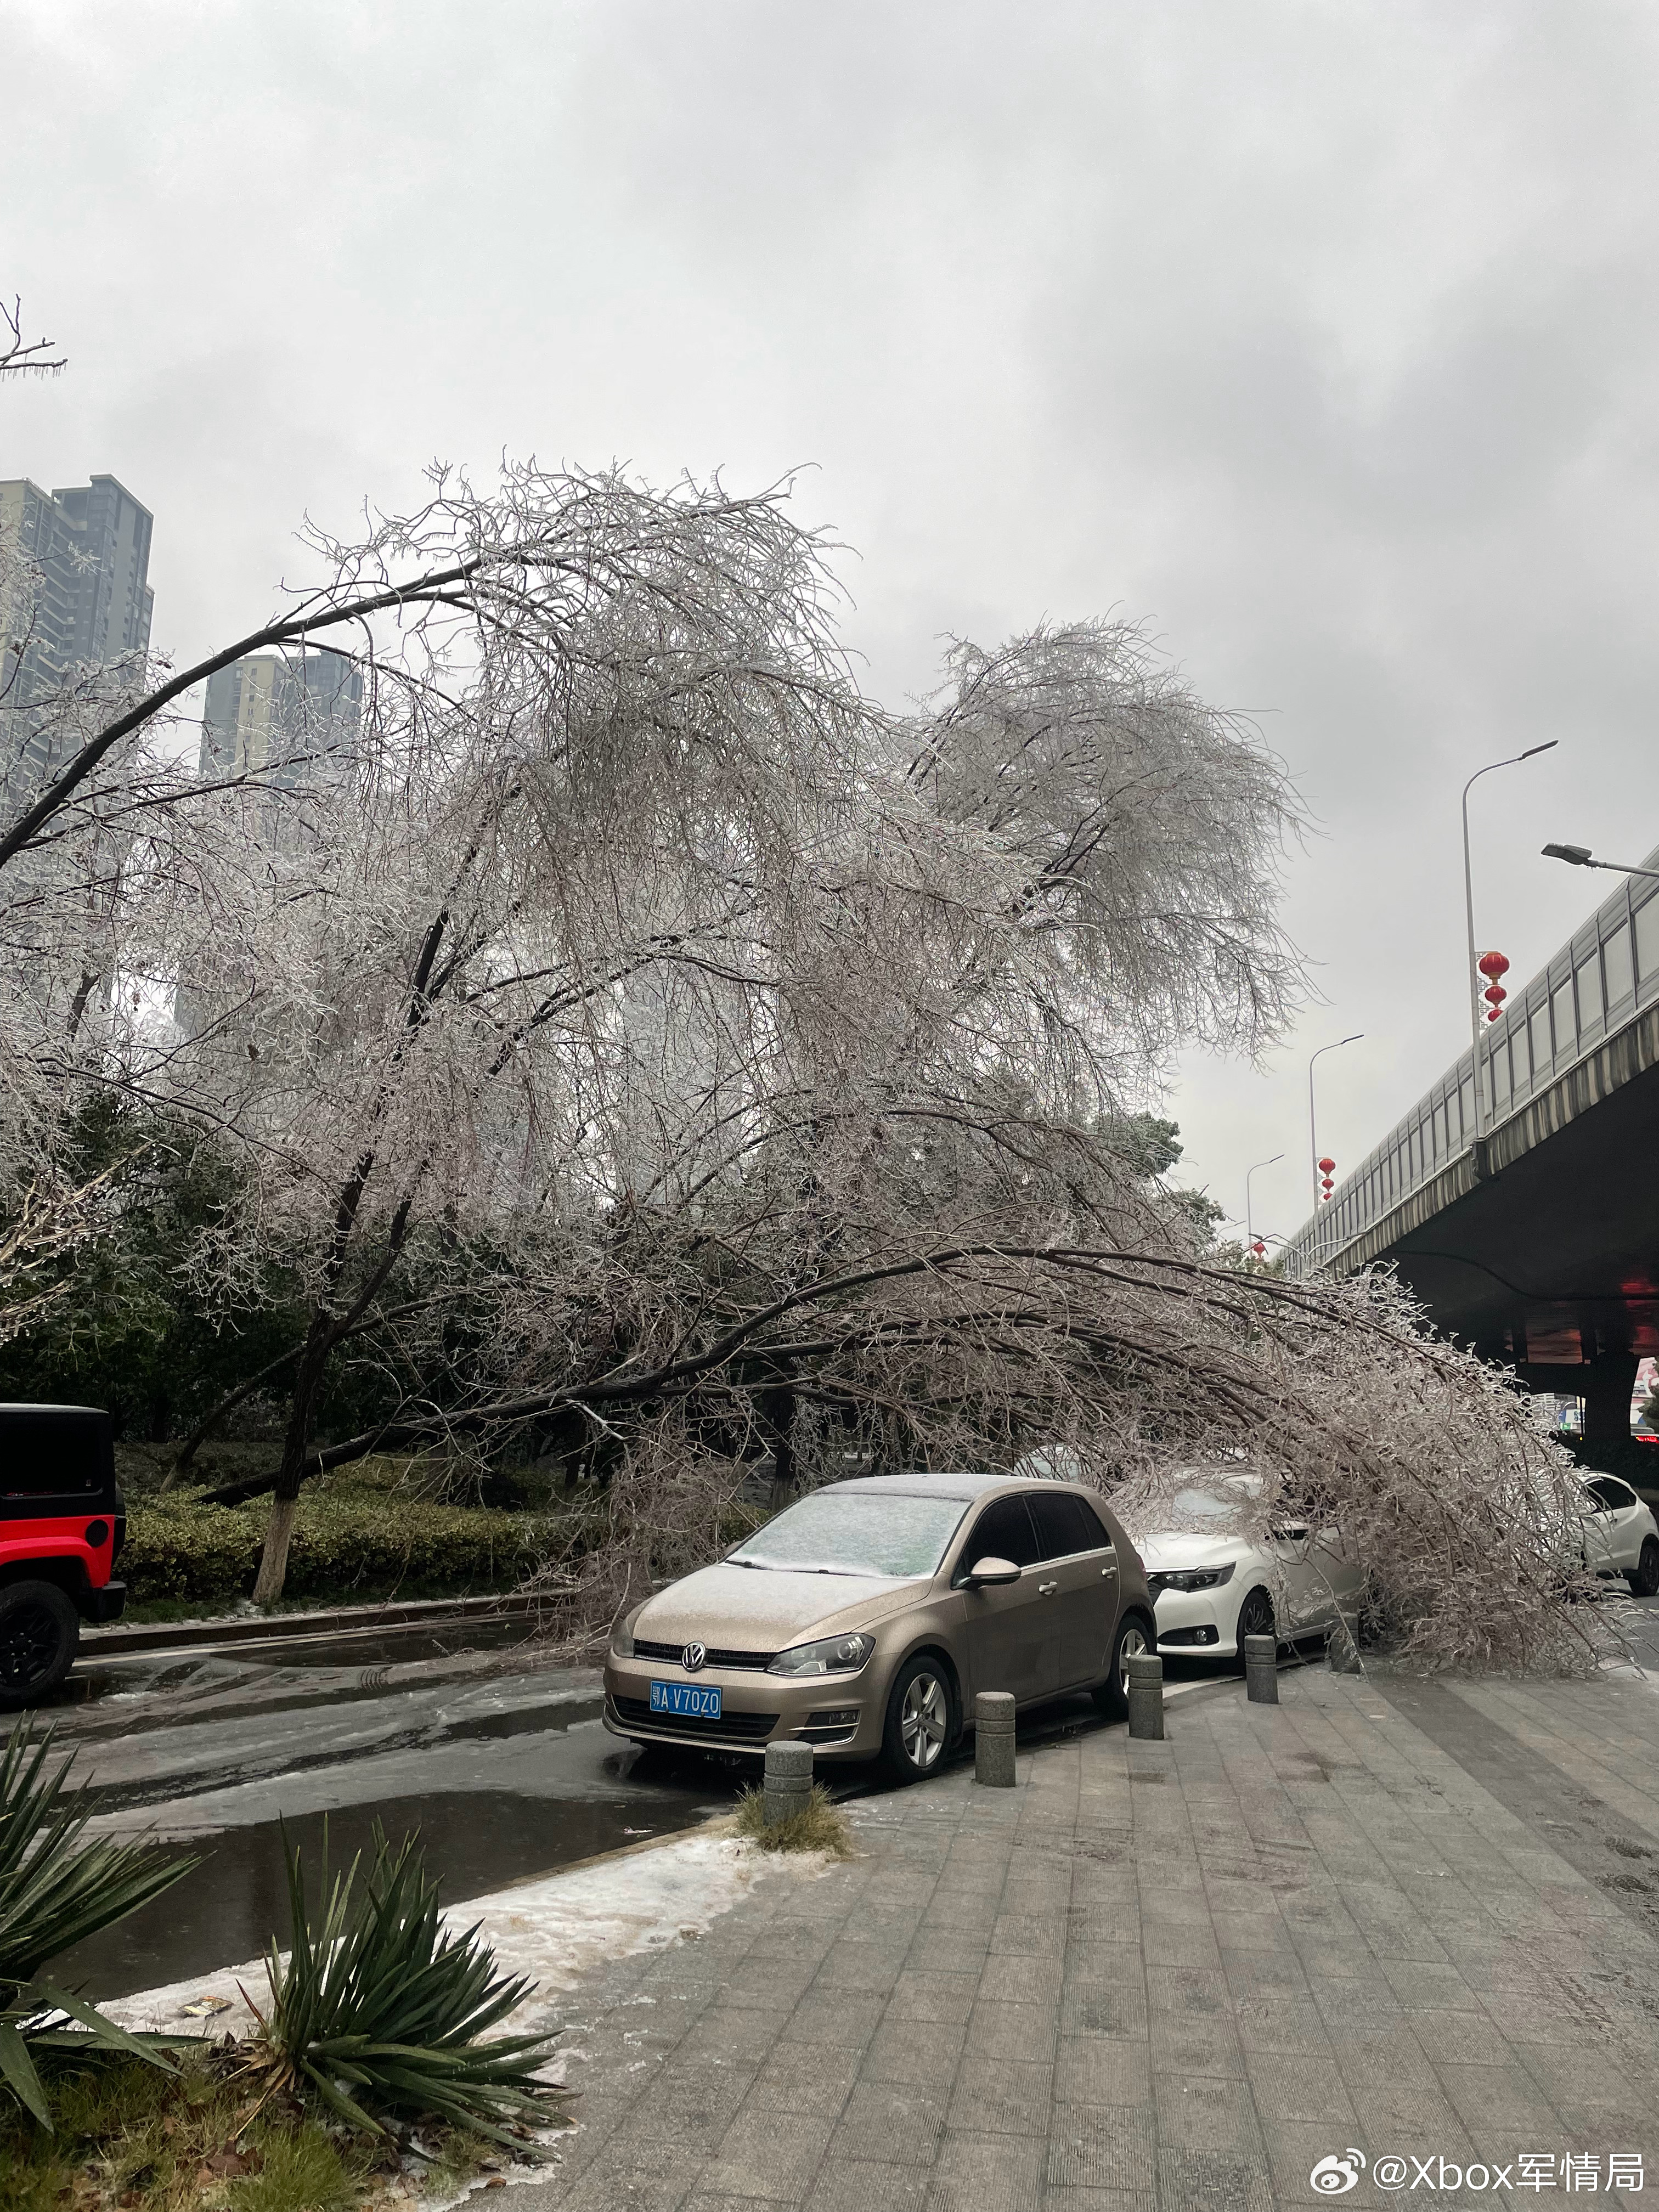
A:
[40,1591,1659,2001]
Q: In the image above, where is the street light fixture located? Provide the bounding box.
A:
[1463,741,1559,1137]
[1308,1037,1362,1210]
[1542,843,1659,884]
[1245,1153,1283,1252]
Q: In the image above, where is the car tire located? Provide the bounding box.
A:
[0,1582,79,1708]
[880,1653,956,1785]
[1092,1611,1154,1722]
[1234,1584,1276,1669]
[1628,1537,1659,1599]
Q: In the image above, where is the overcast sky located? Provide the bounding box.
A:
[6,1,1656,1245]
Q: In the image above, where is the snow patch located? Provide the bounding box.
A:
[105,1829,830,2042]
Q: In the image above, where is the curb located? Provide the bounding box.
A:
[80,1589,561,1658]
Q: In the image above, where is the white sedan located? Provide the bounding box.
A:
[1577,1473,1659,1595]
[1119,1471,1363,1659]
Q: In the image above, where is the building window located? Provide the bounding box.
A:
[1551,980,1575,1058]
[1529,1002,1551,1081]
[1635,894,1659,992]
[1605,922,1635,1008]
[1576,953,1604,1029]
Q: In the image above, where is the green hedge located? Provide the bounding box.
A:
[122,1489,571,1604]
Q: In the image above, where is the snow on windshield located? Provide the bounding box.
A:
[731,1491,969,1578]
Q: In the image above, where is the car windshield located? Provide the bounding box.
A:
[729,1491,968,1578]
[1166,1475,1262,1523]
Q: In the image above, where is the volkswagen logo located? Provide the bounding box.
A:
[682,1642,707,1673]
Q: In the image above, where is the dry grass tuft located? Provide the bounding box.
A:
[734,1782,856,1859]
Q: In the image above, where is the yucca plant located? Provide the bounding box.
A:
[245,1823,568,2149]
[0,1720,197,2128]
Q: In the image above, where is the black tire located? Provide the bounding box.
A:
[0,1582,78,1708]
[1092,1611,1154,1722]
[879,1652,957,1785]
[1234,1585,1276,1671]
[1628,1537,1659,1599]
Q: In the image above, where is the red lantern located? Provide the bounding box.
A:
[1251,1240,1266,1257]
[1486,1008,1502,1023]
[1477,951,1510,981]
[1317,1157,1335,1175]
[1483,983,1506,1008]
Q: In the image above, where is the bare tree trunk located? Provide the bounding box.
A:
[764,1381,797,1512]
[250,1317,336,1604]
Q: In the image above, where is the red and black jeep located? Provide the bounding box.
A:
[0,1403,126,1706]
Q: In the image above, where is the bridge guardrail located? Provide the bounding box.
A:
[1285,840,1659,1279]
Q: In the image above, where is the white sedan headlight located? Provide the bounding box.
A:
[768,1632,875,1677]
[1147,1564,1237,1595]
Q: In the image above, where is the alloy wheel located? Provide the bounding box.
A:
[900,1671,948,1770]
[1237,1588,1276,1647]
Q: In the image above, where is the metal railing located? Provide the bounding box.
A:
[1284,839,1659,1278]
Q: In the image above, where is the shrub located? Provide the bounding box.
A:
[0,1723,195,2127]
[121,1487,574,1606]
[244,1824,570,2147]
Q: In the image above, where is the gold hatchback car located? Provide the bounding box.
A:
[603,1472,1155,1784]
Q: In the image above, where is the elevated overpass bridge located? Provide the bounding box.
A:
[1285,839,1659,1442]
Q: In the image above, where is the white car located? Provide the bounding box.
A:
[1577,1474,1659,1595]
[1119,1471,1363,1660]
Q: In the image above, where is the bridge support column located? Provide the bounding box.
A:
[1581,1351,1639,1447]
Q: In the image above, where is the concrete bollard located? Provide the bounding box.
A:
[1244,1632,1279,1703]
[763,1739,814,1826]
[974,1691,1016,1786]
[1326,1617,1363,1675]
[1126,1651,1165,1740]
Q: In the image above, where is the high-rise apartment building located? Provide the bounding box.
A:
[199,647,363,791]
[0,473,155,786]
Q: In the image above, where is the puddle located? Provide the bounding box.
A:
[56,1758,733,2001]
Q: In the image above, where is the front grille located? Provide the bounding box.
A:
[612,1695,778,1742]
[633,1639,776,1672]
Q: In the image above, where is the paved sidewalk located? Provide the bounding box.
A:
[516,1666,1659,2211]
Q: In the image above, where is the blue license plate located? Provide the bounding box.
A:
[650,1680,721,1719]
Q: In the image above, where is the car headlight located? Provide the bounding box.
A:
[610,1613,637,1658]
[767,1632,875,1677]
[1147,1564,1237,1595]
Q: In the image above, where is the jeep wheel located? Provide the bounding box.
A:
[0,1582,78,1708]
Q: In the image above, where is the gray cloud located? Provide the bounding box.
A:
[5,0,1656,1244]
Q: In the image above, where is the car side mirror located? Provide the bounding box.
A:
[963,1555,1021,1588]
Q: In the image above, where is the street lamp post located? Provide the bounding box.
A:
[1462,742,1558,1137]
[1542,843,1659,884]
[1245,1153,1283,1252]
[1308,1037,1363,1210]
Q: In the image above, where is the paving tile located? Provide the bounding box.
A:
[883,1971,979,2025]
[1156,2145,1278,2212]
[923,2129,1046,2211]
[1154,2070,1267,2155]
[699,2108,838,2202]
[859,2015,966,2088]
[802,2163,929,2212]
[981,1950,1063,2007]
[749,2040,862,2119]
[1052,2033,1152,2107]
[1046,2101,1158,2190]
[781,1991,890,2049]
[962,1996,1058,2063]
[1244,2046,1356,2125]
[825,2080,946,2169]
[943,2051,1052,2135]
